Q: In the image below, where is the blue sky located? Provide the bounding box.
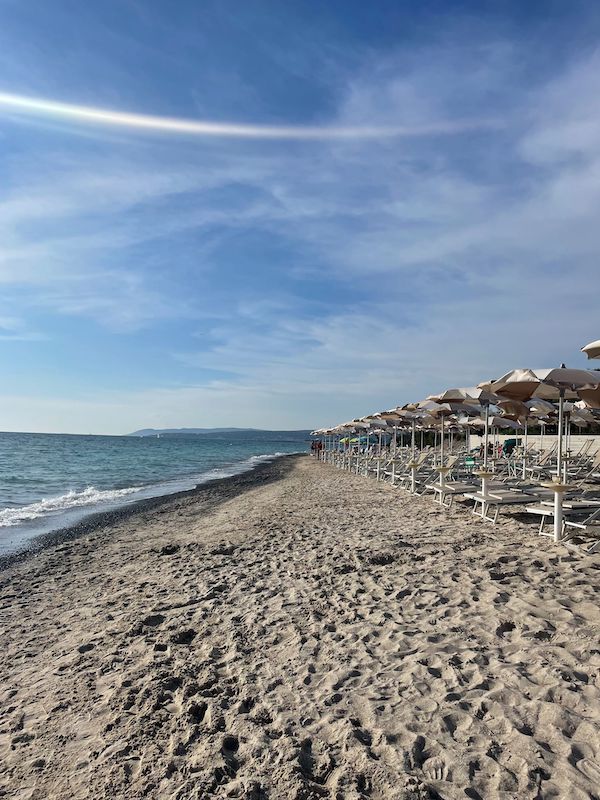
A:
[1,0,600,433]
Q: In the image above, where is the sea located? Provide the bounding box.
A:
[0,429,309,556]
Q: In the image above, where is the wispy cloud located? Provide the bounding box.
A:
[1,16,600,431]
[0,90,500,140]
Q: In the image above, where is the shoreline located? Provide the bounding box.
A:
[1,457,599,799]
[0,453,305,571]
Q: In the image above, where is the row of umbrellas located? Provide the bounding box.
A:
[312,341,600,544]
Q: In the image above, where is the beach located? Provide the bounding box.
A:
[1,454,599,800]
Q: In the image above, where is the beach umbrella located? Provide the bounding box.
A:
[373,410,407,455]
[362,417,393,465]
[526,398,557,417]
[577,384,600,409]
[398,409,427,490]
[427,387,499,468]
[393,404,438,492]
[525,399,557,453]
[480,366,600,542]
[570,401,596,425]
[417,400,452,462]
[416,400,460,497]
[581,339,600,360]
[495,398,538,478]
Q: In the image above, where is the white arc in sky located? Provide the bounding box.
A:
[0,91,499,140]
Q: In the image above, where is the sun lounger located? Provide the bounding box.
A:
[464,487,544,524]
[525,500,600,535]
[563,507,600,553]
[428,480,480,507]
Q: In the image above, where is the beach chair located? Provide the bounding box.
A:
[382,452,411,484]
[409,453,455,496]
[393,451,430,490]
[525,445,558,481]
[567,450,600,484]
[464,486,546,524]
[525,497,600,535]
[563,507,600,553]
[367,454,392,481]
[424,455,468,508]
[429,467,521,508]
[429,478,480,507]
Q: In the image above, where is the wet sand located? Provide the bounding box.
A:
[1,455,599,799]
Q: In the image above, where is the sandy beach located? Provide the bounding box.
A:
[1,454,599,799]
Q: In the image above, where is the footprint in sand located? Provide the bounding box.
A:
[495,620,516,639]
[188,701,208,724]
[159,544,180,556]
[142,614,165,627]
[171,628,196,645]
[221,735,240,778]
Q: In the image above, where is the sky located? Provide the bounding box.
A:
[1,0,600,434]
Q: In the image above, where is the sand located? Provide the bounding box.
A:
[1,454,599,800]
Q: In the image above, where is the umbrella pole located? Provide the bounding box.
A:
[564,412,570,483]
[554,392,565,543]
[483,403,490,470]
[523,418,528,480]
[434,414,447,503]
[440,416,445,467]
[479,403,492,517]
[410,419,416,494]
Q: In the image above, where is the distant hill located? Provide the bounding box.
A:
[128,427,261,437]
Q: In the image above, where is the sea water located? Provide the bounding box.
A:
[0,430,308,555]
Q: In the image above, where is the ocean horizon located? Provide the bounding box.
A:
[0,429,309,555]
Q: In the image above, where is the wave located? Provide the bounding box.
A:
[0,451,297,529]
[196,451,291,481]
[0,486,142,527]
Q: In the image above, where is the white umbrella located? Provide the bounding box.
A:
[428,387,499,469]
[480,367,600,542]
[416,400,460,498]
[525,399,557,453]
[495,398,538,478]
[581,339,600,360]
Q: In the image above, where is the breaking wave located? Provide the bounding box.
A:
[0,486,142,527]
[0,451,297,529]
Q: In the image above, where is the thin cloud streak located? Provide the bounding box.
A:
[0,91,500,140]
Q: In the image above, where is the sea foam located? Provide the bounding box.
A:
[0,486,141,527]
